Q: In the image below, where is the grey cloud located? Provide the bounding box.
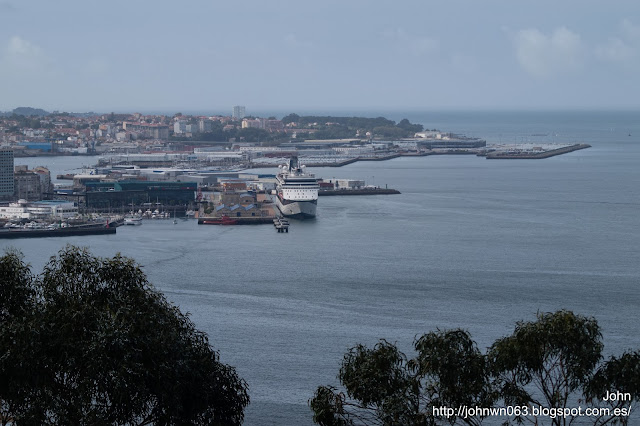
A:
[382,28,439,57]
[513,27,585,78]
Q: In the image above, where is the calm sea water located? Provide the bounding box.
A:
[4,111,640,425]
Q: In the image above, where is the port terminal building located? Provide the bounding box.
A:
[0,199,78,220]
[414,138,486,149]
[83,181,197,209]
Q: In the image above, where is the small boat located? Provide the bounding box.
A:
[201,215,238,225]
[124,216,143,226]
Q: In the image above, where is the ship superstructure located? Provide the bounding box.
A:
[275,156,319,218]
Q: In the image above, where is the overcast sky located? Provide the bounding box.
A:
[1,0,639,114]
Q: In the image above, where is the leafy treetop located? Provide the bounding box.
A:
[310,310,640,426]
[0,246,249,426]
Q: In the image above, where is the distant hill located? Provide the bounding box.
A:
[280,113,424,140]
[0,107,51,117]
[0,107,100,117]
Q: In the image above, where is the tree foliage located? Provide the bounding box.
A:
[310,340,422,426]
[412,330,495,425]
[311,331,494,426]
[0,246,249,425]
[236,127,270,142]
[586,351,640,425]
[282,113,300,124]
[281,115,424,140]
[372,126,407,139]
[397,118,424,134]
[489,310,604,424]
[311,311,640,426]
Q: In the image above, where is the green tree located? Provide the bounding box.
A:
[0,246,249,425]
[372,126,407,139]
[396,119,423,134]
[489,310,639,426]
[282,113,300,124]
[311,311,640,426]
[586,351,640,425]
[310,330,494,426]
[412,330,496,425]
[236,127,270,142]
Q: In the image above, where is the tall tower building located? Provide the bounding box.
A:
[232,105,246,120]
[0,147,15,200]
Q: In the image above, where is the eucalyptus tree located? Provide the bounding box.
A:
[311,311,640,426]
[310,330,495,426]
[489,310,639,426]
[0,246,249,426]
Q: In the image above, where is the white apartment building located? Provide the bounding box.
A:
[0,199,78,220]
[173,120,187,134]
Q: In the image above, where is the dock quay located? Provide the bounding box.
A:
[303,154,402,168]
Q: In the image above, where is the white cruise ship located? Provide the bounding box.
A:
[275,156,319,218]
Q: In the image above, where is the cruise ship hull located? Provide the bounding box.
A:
[275,197,317,218]
[275,156,319,219]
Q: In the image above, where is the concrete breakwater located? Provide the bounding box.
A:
[298,144,590,168]
[485,143,591,159]
[318,188,401,196]
[305,154,402,168]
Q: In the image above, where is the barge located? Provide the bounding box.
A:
[198,217,275,225]
[0,224,116,239]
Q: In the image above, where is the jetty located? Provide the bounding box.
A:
[318,188,400,196]
[273,217,289,233]
[484,143,591,159]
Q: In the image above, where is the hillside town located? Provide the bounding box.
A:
[0,106,485,164]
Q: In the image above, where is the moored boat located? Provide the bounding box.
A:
[201,215,238,225]
[275,156,319,219]
[124,215,143,226]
